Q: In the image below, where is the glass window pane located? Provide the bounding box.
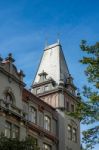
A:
[5,122,11,138]
[29,107,37,123]
[44,116,51,131]
[68,125,72,140]
[72,128,77,142]
[12,125,19,138]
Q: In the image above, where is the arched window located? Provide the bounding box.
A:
[29,107,37,123]
[44,115,51,131]
[5,93,13,104]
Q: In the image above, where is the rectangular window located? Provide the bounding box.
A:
[5,122,11,138]
[28,135,38,146]
[72,128,77,142]
[12,125,19,138]
[5,122,19,138]
[44,116,51,131]
[29,107,37,123]
[67,125,77,142]
[5,121,19,138]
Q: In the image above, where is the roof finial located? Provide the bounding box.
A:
[45,35,49,47]
[5,53,15,63]
[57,33,60,44]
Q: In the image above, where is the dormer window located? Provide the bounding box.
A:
[36,88,40,94]
[44,85,48,91]
[38,70,48,82]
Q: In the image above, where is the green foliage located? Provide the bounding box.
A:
[0,135,40,150]
[79,40,99,149]
[80,40,99,88]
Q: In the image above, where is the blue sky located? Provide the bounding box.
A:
[0,0,99,149]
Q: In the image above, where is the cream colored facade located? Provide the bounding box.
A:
[0,54,58,150]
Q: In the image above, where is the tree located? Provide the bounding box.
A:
[0,135,40,150]
[78,40,99,150]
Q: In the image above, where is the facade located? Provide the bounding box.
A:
[0,53,58,150]
[0,41,80,150]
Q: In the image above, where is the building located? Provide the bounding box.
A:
[0,53,58,150]
[0,41,80,150]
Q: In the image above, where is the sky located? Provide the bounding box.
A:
[0,0,99,149]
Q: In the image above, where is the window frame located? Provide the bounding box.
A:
[68,125,72,140]
[5,121,11,138]
[44,115,51,131]
[72,128,77,142]
[5,121,19,139]
[29,106,37,124]
[67,124,77,142]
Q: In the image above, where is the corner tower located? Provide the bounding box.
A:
[31,41,77,109]
[31,41,80,150]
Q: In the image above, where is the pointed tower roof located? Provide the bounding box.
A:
[33,42,70,86]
